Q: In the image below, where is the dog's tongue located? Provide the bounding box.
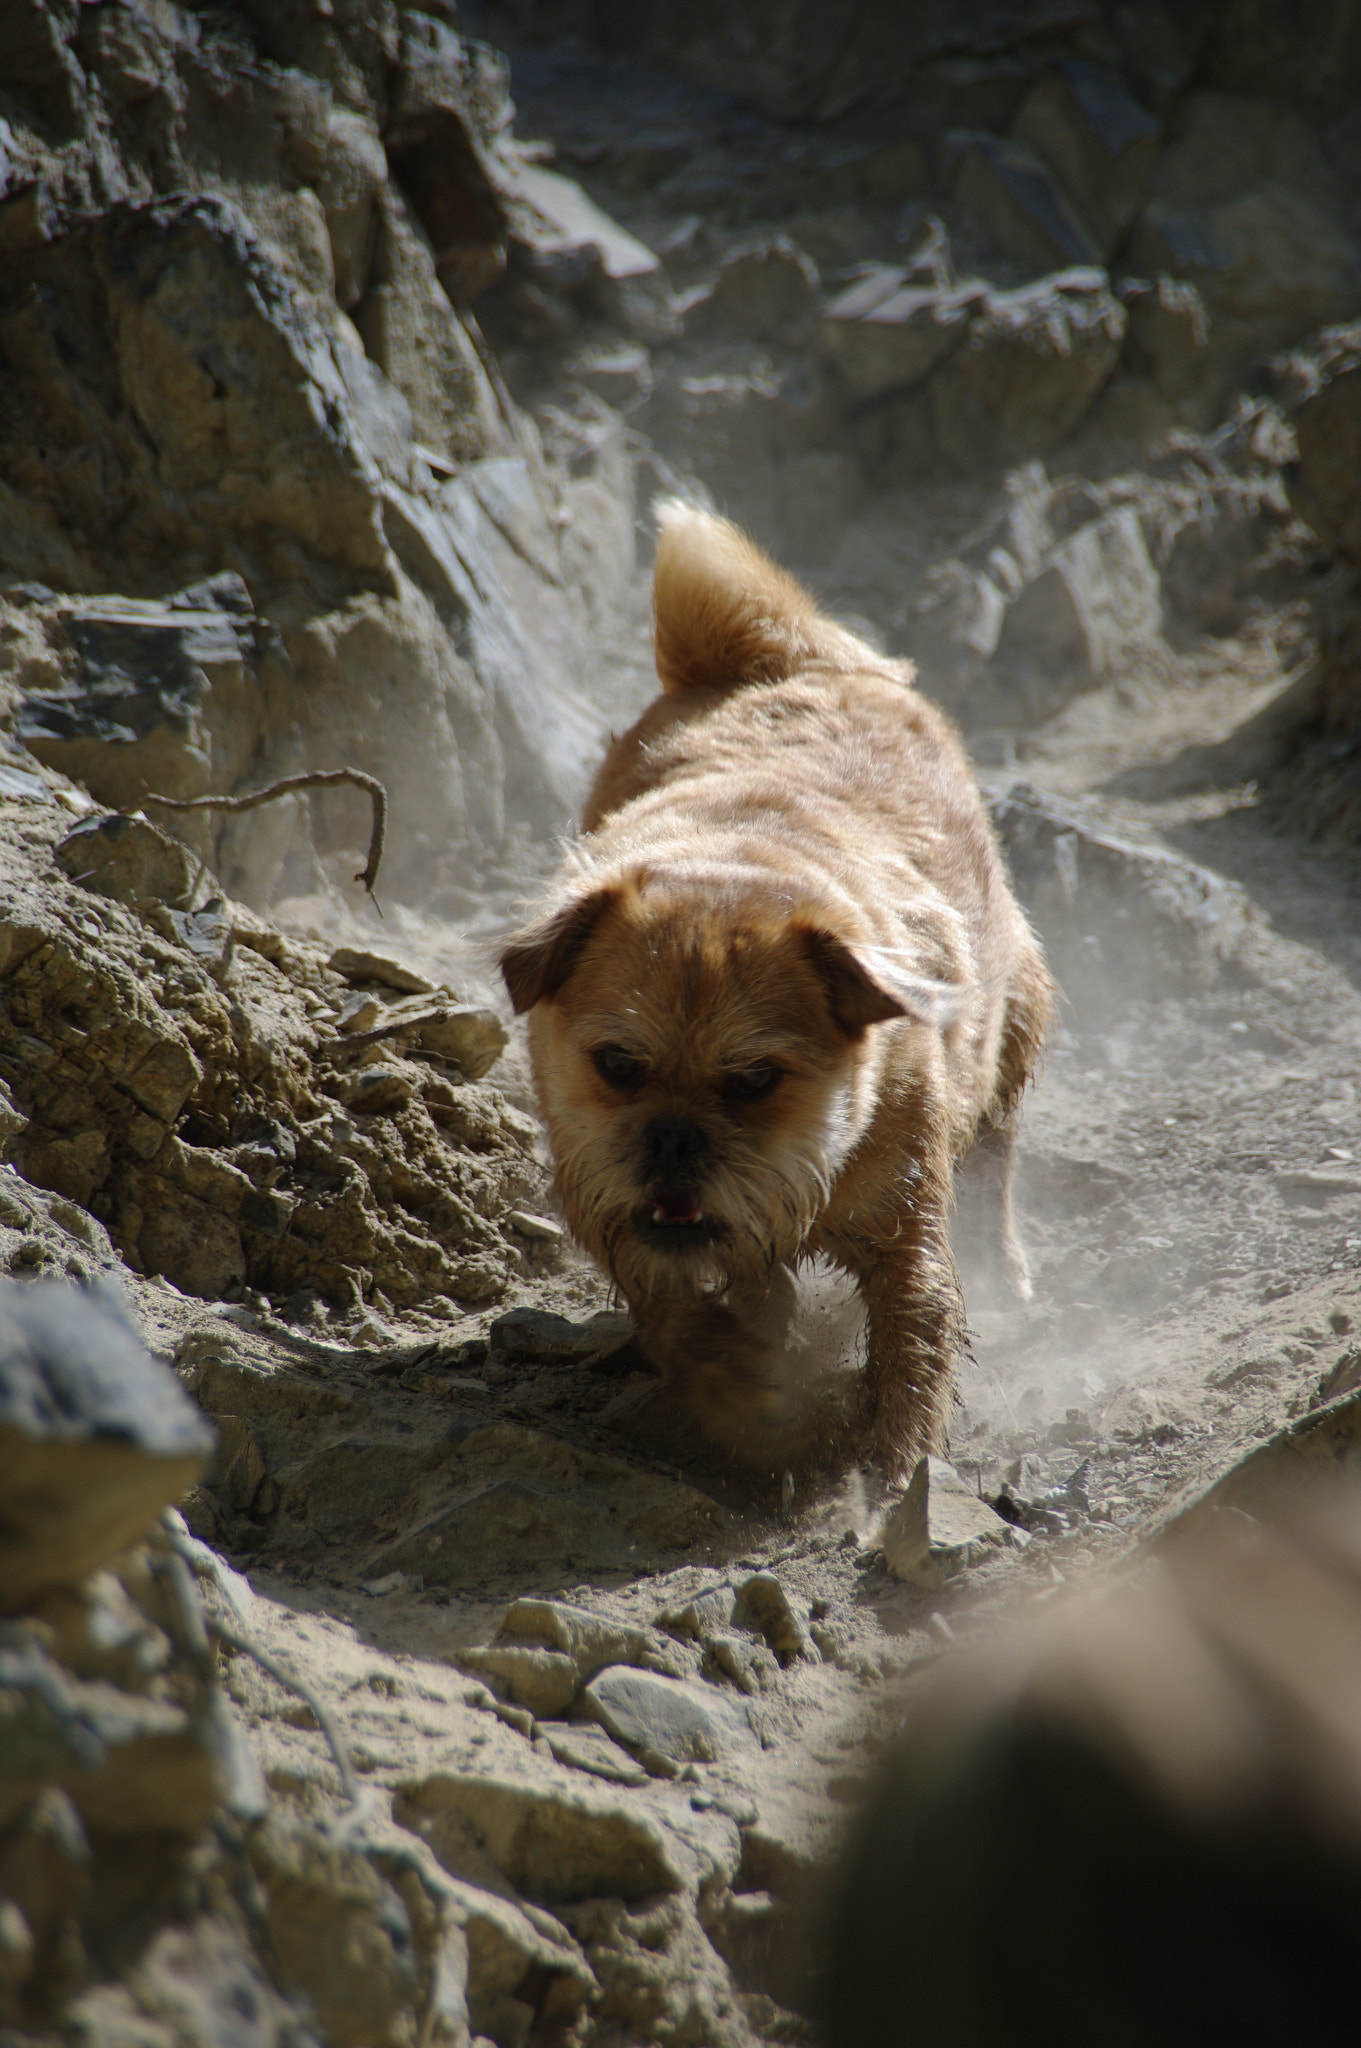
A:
[652,1192,701,1226]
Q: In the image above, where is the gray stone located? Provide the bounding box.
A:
[382,12,511,305]
[0,1634,225,1834]
[53,813,196,914]
[697,235,820,343]
[881,1456,1014,1584]
[926,271,1125,469]
[539,1723,650,1787]
[1284,324,1361,571]
[462,1644,580,1717]
[993,504,1168,717]
[489,1309,636,1367]
[820,268,978,401]
[1120,275,1212,402]
[988,781,1258,1002]
[732,1575,817,1665]
[394,1768,738,1905]
[1012,61,1161,255]
[496,1598,686,1686]
[580,1667,757,1769]
[950,131,1103,274]
[0,1281,214,1613]
[415,1006,508,1079]
[329,948,437,995]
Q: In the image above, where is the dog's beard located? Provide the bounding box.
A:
[549,1112,842,1307]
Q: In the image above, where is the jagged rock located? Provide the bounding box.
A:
[489,1308,636,1366]
[863,271,1125,475]
[1127,93,1361,392]
[469,1599,689,1709]
[992,504,1168,718]
[14,577,297,894]
[501,157,678,342]
[0,1281,213,1612]
[949,131,1103,274]
[394,1766,740,1906]
[0,1632,225,1834]
[329,948,437,995]
[1283,323,1361,570]
[383,10,512,305]
[989,781,1258,1002]
[820,268,979,402]
[53,814,196,914]
[580,1667,757,1769]
[413,1006,507,1079]
[1011,60,1162,257]
[246,1812,427,2048]
[732,1575,818,1666]
[881,1455,1015,1584]
[690,235,820,343]
[1120,274,1213,403]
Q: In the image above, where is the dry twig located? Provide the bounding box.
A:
[143,768,388,900]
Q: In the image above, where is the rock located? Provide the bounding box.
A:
[489,1309,636,1367]
[988,781,1258,1003]
[0,1787,89,2021]
[394,1767,739,1905]
[15,580,276,850]
[1119,274,1212,403]
[863,271,1125,475]
[316,109,388,311]
[0,1281,214,1613]
[354,185,504,466]
[246,1812,425,2048]
[881,1455,1015,1584]
[493,1598,687,1688]
[1127,93,1361,390]
[659,1585,738,1642]
[732,1575,817,1665]
[1283,324,1361,570]
[329,948,437,995]
[502,157,677,341]
[820,268,979,402]
[0,1634,223,1834]
[462,1644,581,1718]
[539,1723,651,1787]
[335,1061,420,1118]
[504,1211,564,1244]
[693,235,819,343]
[580,1667,757,1770]
[949,131,1103,274]
[382,11,512,305]
[53,814,196,914]
[337,992,383,1034]
[415,1006,508,1079]
[1011,61,1162,256]
[992,504,1169,718]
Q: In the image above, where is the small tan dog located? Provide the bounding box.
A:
[501,504,1054,1476]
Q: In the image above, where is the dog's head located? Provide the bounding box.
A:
[501,871,935,1303]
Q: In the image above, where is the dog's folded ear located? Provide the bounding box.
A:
[800,927,911,1035]
[801,927,968,1035]
[500,887,620,1013]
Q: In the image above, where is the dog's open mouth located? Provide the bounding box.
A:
[636,1191,722,1244]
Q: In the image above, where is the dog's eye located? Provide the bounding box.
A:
[592,1044,646,1088]
[725,1063,781,1101]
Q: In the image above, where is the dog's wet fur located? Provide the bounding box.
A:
[501,504,1054,1476]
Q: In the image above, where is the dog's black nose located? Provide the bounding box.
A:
[641,1118,707,1179]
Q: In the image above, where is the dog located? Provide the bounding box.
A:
[500,503,1054,1477]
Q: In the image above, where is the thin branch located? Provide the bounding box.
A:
[143,769,388,899]
[212,1616,362,1809]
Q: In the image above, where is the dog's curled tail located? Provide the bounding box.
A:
[652,498,856,694]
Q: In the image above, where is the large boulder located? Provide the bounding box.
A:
[0,1280,213,1612]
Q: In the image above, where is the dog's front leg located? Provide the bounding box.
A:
[853,1224,967,1477]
